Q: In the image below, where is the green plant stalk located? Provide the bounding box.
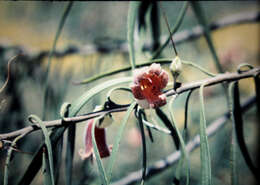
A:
[169,96,190,185]
[77,58,215,85]
[107,102,136,183]
[127,2,140,71]
[152,1,189,59]
[42,2,73,120]
[199,83,212,185]
[228,82,238,185]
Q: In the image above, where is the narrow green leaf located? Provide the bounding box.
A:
[107,102,136,183]
[28,115,55,185]
[69,77,132,116]
[65,125,75,185]
[43,2,73,119]
[92,117,109,185]
[231,81,258,180]
[53,135,63,185]
[4,134,25,185]
[42,147,52,185]
[150,2,161,52]
[183,90,193,142]
[169,96,190,185]
[128,2,140,70]
[140,110,154,143]
[199,83,212,185]
[142,119,171,135]
[155,108,180,149]
[137,109,147,184]
[228,82,238,185]
[254,73,260,117]
[190,2,223,74]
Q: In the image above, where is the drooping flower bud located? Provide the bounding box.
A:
[170,56,182,78]
[78,106,112,160]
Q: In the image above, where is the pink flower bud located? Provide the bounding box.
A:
[130,63,169,109]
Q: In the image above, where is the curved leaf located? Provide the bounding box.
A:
[69,77,132,117]
[231,81,258,180]
[155,108,180,149]
[168,96,190,185]
[107,102,136,183]
[28,115,55,185]
[92,117,109,185]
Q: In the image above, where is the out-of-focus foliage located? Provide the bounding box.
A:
[0,1,259,185]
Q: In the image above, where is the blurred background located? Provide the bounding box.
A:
[0,1,259,185]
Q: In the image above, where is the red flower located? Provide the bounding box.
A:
[78,119,111,160]
[130,63,169,109]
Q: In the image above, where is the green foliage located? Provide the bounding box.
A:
[199,84,212,185]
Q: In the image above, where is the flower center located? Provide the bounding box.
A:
[139,73,162,103]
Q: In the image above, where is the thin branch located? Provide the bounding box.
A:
[0,11,258,60]
[111,96,256,185]
[0,67,259,140]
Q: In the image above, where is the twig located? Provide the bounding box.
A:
[0,11,259,60]
[0,67,259,140]
[111,96,256,185]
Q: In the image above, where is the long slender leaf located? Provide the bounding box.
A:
[92,117,109,185]
[140,110,154,143]
[128,2,140,71]
[43,2,73,119]
[155,108,180,149]
[42,147,52,185]
[199,83,212,185]
[65,125,75,185]
[142,119,171,135]
[107,102,136,183]
[228,82,238,185]
[190,2,223,73]
[231,81,259,180]
[254,73,260,117]
[77,58,215,85]
[169,96,190,185]
[28,115,55,185]
[69,77,132,117]
[137,109,147,184]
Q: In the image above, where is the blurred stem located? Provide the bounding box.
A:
[42,2,73,120]
[152,1,188,59]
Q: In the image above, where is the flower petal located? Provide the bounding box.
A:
[130,84,145,99]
